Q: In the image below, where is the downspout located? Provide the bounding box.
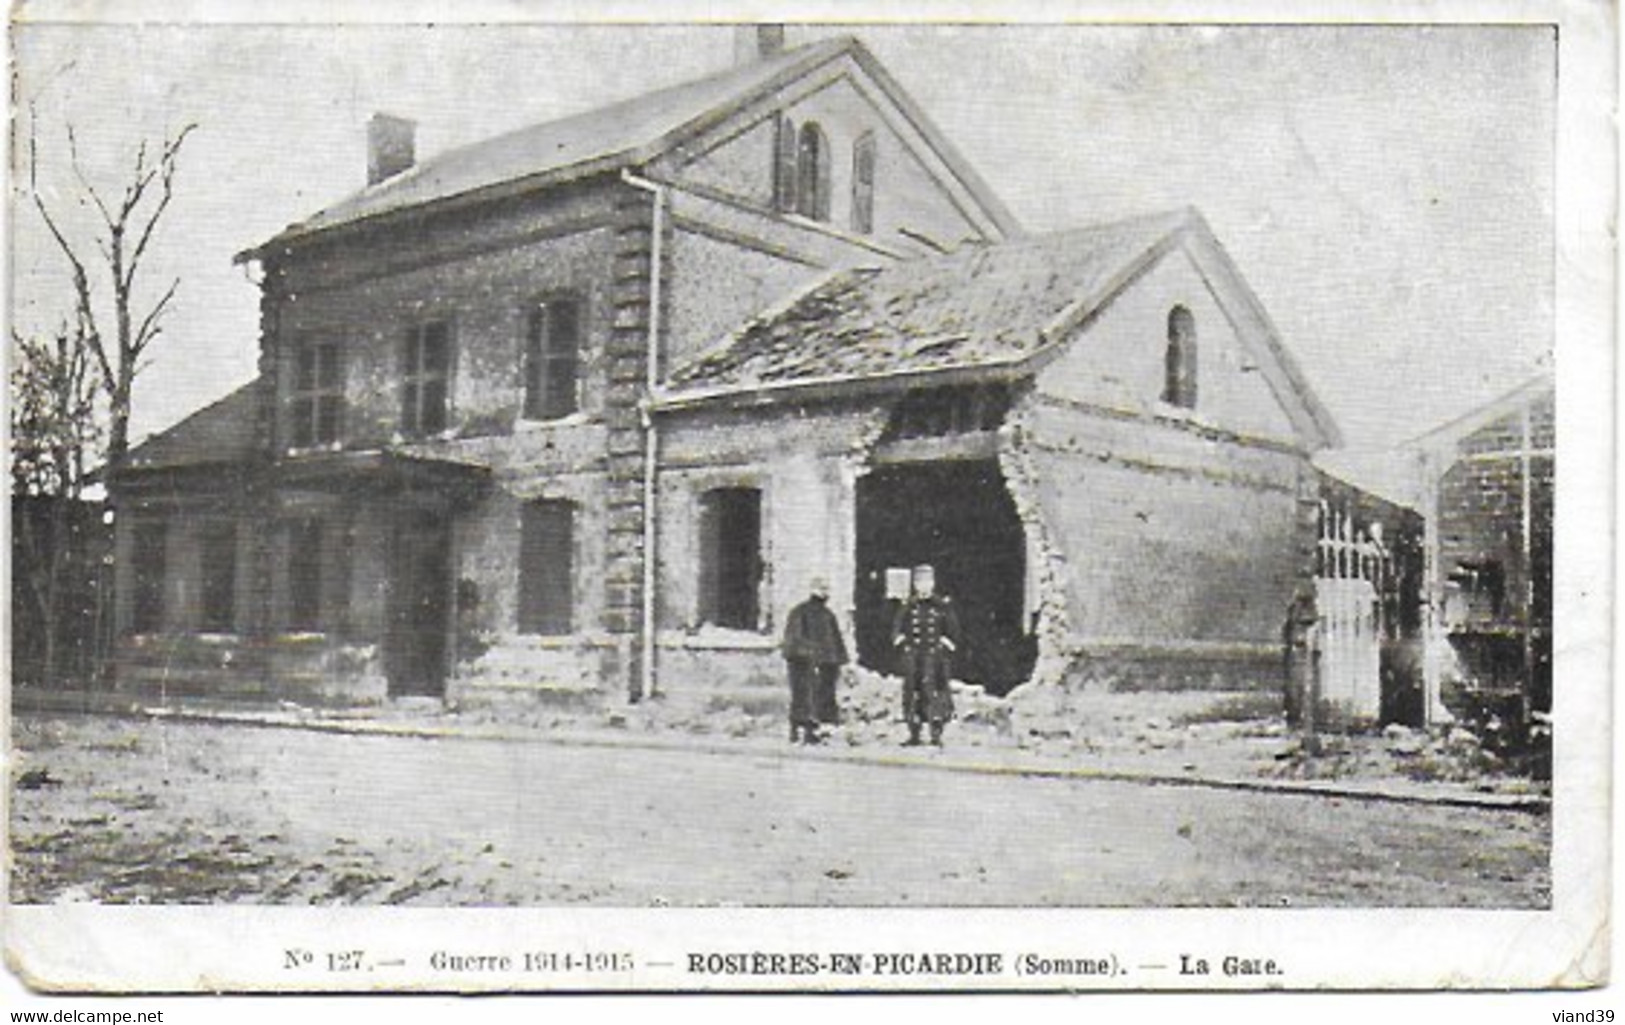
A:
[622,170,665,701]
[1519,402,1533,724]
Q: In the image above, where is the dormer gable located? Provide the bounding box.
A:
[649,37,1019,251]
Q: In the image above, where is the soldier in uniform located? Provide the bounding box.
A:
[892,564,961,747]
[782,576,848,745]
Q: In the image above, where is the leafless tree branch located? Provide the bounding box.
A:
[131,277,179,359]
[64,123,115,229]
[26,107,196,469]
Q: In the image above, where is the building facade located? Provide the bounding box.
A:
[107,32,1344,710]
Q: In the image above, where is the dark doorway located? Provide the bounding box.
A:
[855,461,1034,695]
[386,511,452,697]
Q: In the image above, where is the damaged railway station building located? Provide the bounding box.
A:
[106,30,1400,715]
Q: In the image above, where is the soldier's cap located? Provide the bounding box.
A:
[912,563,936,574]
[809,576,830,592]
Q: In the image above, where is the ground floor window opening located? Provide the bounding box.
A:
[129,520,167,634]
[286,518,324,632]
[699,487,763,630]
[518,499,575,635]
[199,521,237,633]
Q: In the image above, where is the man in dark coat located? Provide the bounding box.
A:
[782,576,848,745]
[892,564,961,747]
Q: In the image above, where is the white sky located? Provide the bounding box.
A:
[10,21,1555,458]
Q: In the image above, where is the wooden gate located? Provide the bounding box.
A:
[1314,500,1389,723]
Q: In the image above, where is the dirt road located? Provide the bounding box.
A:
[9,714,1549,907]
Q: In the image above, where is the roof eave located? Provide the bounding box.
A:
[103,456,267,486]
[653,358,1030,413]
[235,150,645,264]
[1406,371,1555,452]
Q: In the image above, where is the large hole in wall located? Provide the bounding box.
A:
[853,460,1035,696]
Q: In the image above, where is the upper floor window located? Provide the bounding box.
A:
[524,297,581,420]
[795,121,831,221]
[401,320,452,436]
[1162,305,1198,409]
[851,131,876,235]
[773,115,798,213]
[290,336,343,448]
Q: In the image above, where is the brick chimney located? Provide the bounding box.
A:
[367,113,416,185]
[733,24,786,65]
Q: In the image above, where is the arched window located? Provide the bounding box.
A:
[851,131,876,234]
[772,115,797,213]
[795,121,831,221]
[1163,305,1197,408]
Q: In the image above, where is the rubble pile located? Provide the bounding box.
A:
[1265,722,1521,787]
[1002,684,1278,757]
[839,666,902,724]
[415,665,1542,795]
[1379,723,1504,782]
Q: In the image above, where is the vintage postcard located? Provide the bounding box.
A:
[4,0,1612,995]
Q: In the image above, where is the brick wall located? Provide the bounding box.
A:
[1024,398,1309,691]
[662,225,828,372]
[1430,388,1555,710]
[652,399,882,698]
[267,185,624,453]
[1437,410,1555,634]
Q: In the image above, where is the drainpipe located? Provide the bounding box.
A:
[622,170,665,701]
[1518,403,1533,725]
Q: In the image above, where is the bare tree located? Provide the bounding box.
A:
[28,110,197,470]
[11,322,102,686]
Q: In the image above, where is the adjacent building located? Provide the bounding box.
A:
[1411,372,1555,725]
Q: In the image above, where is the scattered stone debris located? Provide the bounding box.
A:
[16,768,62,790]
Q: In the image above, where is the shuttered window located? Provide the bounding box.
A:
[524,298,581,420]
[519,500,575,635]
[287,518,324,632]
[851,131,876,234]
[401,320,452,435]
[130,520,167,633]
[199,521,237,633]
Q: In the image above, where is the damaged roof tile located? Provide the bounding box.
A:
[667,208,1195,393]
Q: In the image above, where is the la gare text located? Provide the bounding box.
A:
[1180,954,1284,977]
